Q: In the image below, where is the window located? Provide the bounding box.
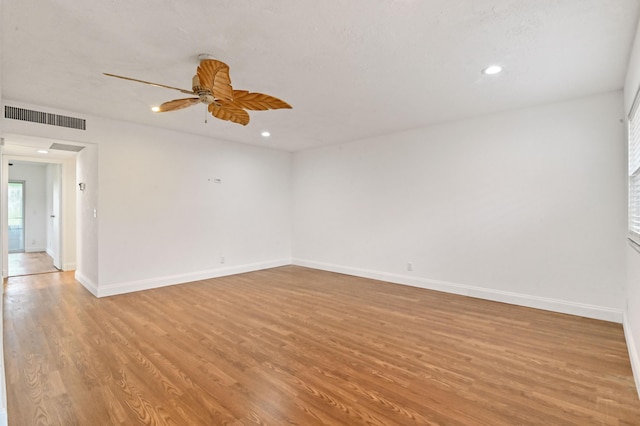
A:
[8,181,25,253]
[629,87,640,246]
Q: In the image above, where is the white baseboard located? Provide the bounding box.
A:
[623,311,640,399]
[62,262,76,271]
[292,259,624,323]
[95,258,292,298]
[74,270,98,296]
[25,247,46,253]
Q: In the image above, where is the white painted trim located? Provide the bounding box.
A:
[62,262,76,271]
[25,247,47,253]
[0,274,6,426]
[623,311,640,399]
[74,270,98,296]
[293,259,624,323]
[95,259,292,298]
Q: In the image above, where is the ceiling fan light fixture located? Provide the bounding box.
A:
[261,131,271,137]
[151,106,160,112]
[482,65,502,75]
[37,150,49,154]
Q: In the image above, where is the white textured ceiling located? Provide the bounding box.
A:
[2,0,639,152]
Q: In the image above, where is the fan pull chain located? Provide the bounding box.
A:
[204,107,208,124]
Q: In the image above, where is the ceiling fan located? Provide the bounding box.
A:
[104,56,291,126]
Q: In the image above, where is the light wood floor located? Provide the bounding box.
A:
[3,266,640,425]
[7,252,58,277]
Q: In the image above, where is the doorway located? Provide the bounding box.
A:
[6,162,60,277]
[2,135,83,279]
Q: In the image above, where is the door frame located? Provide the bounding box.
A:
[2,155,74,277]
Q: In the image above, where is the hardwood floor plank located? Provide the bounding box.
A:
[4,266,640,425]
[7,252,58,277]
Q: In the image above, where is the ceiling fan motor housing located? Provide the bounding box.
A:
[198,93,216,104]
[192,74,216,104]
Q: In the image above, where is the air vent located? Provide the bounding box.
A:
[49,143,84,152]
[4,106,86,130]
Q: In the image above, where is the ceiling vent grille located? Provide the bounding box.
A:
[49,143,84,152]
[4,106,86,130]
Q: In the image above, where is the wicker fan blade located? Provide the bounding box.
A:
[103,73,195,95]
[158,98,201,112]
[208,103,250,126]
[197,60,233,102]
[229,90,292,111]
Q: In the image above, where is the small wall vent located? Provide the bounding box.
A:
[4,106,86,130]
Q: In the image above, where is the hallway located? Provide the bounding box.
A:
[7,252,58,276]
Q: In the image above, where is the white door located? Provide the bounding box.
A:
[50,164,62,269]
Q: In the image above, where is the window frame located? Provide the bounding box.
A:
[629,84,640,249]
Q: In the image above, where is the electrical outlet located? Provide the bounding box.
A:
[407,262,413,271]
[220,256,225,264]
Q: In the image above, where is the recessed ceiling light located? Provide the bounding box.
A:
[261,131,271,137]
[37,150,49,154]
[482,65,502,75]
[151,106,160,112]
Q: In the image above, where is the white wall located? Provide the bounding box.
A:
[8,162,47,252]
[75,144,99,288]
[0,1,8,420]
[61,158,76,271]
[624,18,640,395]
[95,123,292,295]
[1,101,293,296]
[293,91,627,322]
